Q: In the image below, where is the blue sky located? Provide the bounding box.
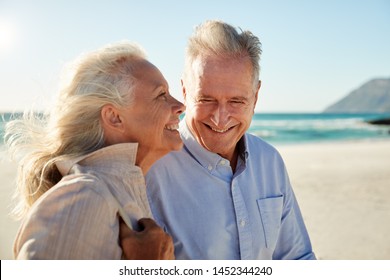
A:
[0,0,389,112]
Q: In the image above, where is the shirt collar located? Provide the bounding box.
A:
[179,120,249,173]
[56,143,139,176]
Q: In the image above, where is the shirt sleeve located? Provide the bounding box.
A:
[14,175,121,259]
[272,165,316,260]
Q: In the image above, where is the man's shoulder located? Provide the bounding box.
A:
[245,133,279,154]
[244,133,287,167]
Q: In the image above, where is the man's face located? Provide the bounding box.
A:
[182,55,259,162]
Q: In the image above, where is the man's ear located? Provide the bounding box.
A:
[253,80,261,110]
[181,79,187,105]
[101,104,124,131]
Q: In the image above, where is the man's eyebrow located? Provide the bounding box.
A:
[191,93,212,100]
[198,94,214,98]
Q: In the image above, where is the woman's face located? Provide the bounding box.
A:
[119,59,185,161]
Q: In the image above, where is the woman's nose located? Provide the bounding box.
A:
[171,97,185,115]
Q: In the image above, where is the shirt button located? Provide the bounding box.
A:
[220,160,226,165]
[208,164,213,171]
[240,220,246,227]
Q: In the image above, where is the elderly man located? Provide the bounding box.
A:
[145,20,316,260]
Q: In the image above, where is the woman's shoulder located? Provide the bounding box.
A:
[14,173,121,259]
[32,173,112,214]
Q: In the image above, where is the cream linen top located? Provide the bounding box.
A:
[14,143,153,259]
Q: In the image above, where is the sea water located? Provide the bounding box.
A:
[249,113,390,144]
[1,112,390,145]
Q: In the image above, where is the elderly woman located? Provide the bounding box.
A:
[5,42,184,259]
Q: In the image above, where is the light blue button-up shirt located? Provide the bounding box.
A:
[146,121,315,260]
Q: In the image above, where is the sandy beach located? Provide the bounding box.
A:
[277,139,390,260]
[1,139,390,260]
[0,150,20,260]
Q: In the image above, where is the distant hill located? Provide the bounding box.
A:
[323,78,390,113]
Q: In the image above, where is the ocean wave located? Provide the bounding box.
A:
[2,112,390,145]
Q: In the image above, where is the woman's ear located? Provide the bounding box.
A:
[101,104,124,131]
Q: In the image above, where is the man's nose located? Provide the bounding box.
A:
[210,103,230,127]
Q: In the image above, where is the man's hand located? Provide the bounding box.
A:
[119,217,175,260]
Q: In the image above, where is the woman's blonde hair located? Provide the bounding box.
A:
[5,41,147,219]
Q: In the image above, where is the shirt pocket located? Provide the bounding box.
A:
[257,195,284,250]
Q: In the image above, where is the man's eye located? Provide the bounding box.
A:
[198,98,213,103]
[230,100,248,108]
[229,101,242,107]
